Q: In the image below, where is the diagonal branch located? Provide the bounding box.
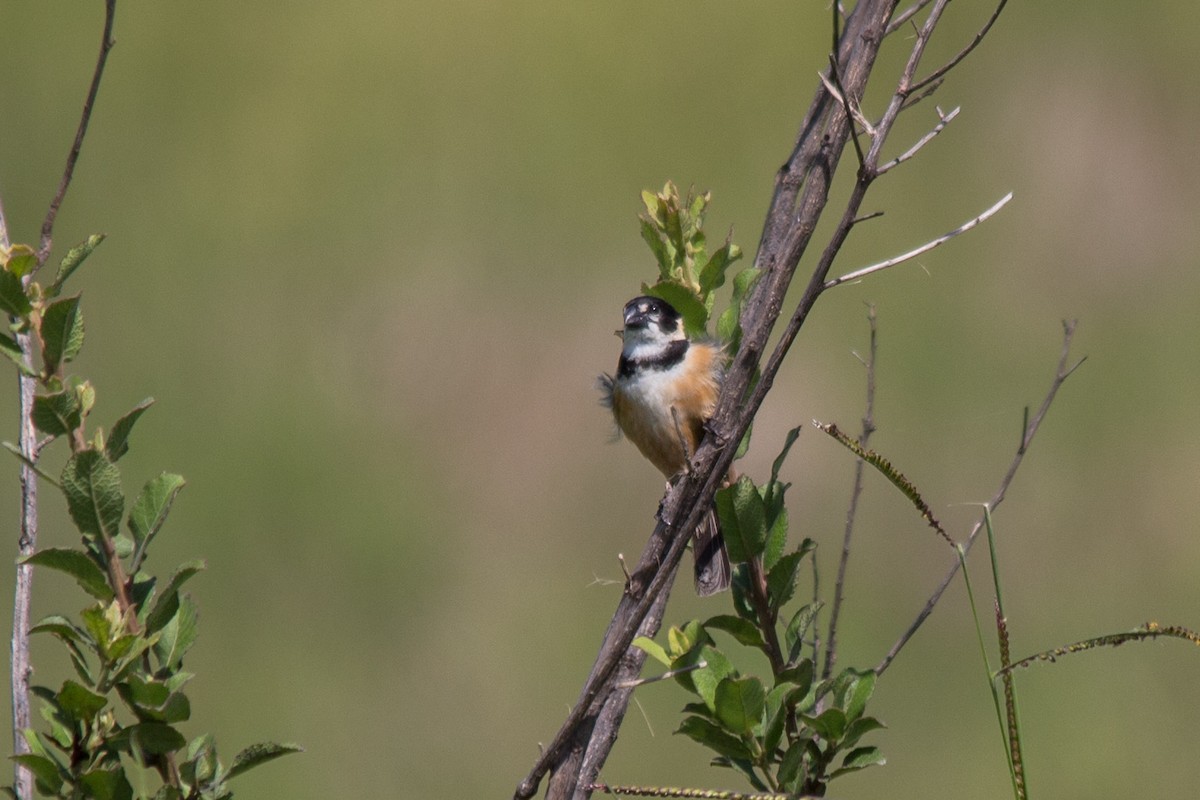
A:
[875,321,1086,675]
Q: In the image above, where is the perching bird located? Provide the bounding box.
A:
[599,295,732,596]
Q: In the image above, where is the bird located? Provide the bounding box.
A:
[598,295,732,596]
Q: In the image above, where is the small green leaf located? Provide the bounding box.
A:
[0,267,32,318]
[56,680,107,722]
[675,716,753,761]
[21,548,113,601]
[40,294,85,374]
[32,390,83,438]
[717,476,767,563]
[153,594,199,671]
[776,739,807,790]
[227,742,303,780]
[766,550,804,613]
[62,450,124,541]
[632,636,671,667]
[842,716,886,750]
[128,472,185,571]
[830,745,886,778]
[703,614,767,650]
[784,602,824,663]
[698,235,742,296]
[716,267,761,349]
[51,234,106,296]
[691,645,735,710]
[128,722,187,755]
[714,676,766,735]
[840,669,876,722]
[106,398,155,462]
[4,243,39,279]
[79,767,133,800]
[802,707,847,742]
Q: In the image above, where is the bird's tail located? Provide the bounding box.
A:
[693,506,731,596]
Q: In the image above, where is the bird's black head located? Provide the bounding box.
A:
[622,295,681,335]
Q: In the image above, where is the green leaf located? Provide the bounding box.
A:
[766,550,804,613]
[145,561,204,634]
[690,645,735,710]
[106,398,155,462]
[784,602,824,664]
[51,234,106,296]
[802,707,847,742]
[632,636,671,667]
[10,754,64,794]
[639,216,672,273]
[154,594,199,671]
[62,450,124,541]
[40,295,85,374]
[839,669,876,722]
[830,745,886,778]
[79,767,133,800]
[0,267,32,318]
[21,548,113,601]
[714,676,765,735]
[128,722,187,755]
[4,243,39,279]
[56,680,107,722]
[32,389,81,438]
[716,267,761,348]
[778,660,815,701]
[128,472,186,571]
[716,476,766,563]
[703,614,767,650]
[842,716,886,750]
[762,506,788,572]
[698,235,742,296]
[675,716,753,761]
[776,739,807,791]
[228,742,303,780]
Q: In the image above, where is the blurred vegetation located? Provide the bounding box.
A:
[2,2,1199,798]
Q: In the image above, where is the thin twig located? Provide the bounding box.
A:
[822,304,878,680]
[885,0,936,36]
[877,105,960,174]
[37,0,118,267]
[907,0,1009,96]
[875,321,1085,675]
[823,192,1013,289]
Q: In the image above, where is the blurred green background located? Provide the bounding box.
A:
[2,1,1199,797]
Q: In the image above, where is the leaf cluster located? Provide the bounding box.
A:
[637,181,757,349]
[635,432,884,797]
[0,240,299,798]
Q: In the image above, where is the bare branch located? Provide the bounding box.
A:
[37,0,118,266]
[824,191,1013,290]
[877,105,960,174]
[875,321,1085,675]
